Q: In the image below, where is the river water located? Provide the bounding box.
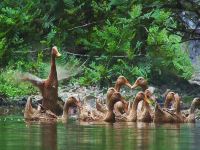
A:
[0,115,200,150]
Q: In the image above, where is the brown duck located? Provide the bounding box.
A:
[137,89,155,122]
[117,91,146,122]
[22,46,63,115]
[79,90,122,123]
[96,76,132,115]
[163,91,176,109]
[174,94,200,123]
[113,76,132,115]
[153,92,180,123]
[24,96,81,122]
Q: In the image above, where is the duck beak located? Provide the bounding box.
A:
[125,82,132,89]
[56,52,61,57]
[131,83,138,89]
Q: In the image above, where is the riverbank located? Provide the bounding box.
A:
[1,80,200,115]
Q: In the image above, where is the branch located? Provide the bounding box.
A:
[68,22,97,31]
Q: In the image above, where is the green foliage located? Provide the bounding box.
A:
[0,67,36,98]
[0,0,195,96]
[147,26,193,79]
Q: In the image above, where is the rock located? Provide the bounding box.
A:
[0,95,11,106]
[189,73,200,86]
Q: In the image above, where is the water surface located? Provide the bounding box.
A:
[0,115,200,150]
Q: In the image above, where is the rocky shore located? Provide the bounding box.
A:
[1,79,200,117]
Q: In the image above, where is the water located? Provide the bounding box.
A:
[0,115,200,150]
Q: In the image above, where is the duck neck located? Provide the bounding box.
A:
[104,102,115,122]
[114,83,121,92]
[143,100,150,110]
[130,98,140,117]
[62,103,70,119]
[141,85,148,91]
[164,98,171,108]
[48,54,58,86]
[189,101,197,114]
[175,98,181,114]
[24,98,34,119]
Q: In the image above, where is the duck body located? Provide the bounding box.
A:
[24,96,57,122]
[79,91,122,123]
[24,96,81,123]
[116,91,147,122]
[137,100,152,122]
[153,103,179,123]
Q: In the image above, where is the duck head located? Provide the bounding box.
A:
[52,46,61,57]
[131,77,148,90]
[164,91,175,108]
[114,76,132,91]
[67,96,82,108]
[106,87,117,100]
[166,92,175,102]
[135,91,145,102]
[191,97,200,111]
[62,96,82,120]
[144,89,156,104]
[107,91,122,110]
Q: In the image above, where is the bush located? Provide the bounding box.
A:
[0,67,36,98]
[0,0,195,97]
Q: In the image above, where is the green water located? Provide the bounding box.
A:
[0,115,200,150]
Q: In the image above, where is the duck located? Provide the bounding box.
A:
[113,76,132,115]
[173,94,200,123]
[95,87,129,117]
[153,102,179,123]
[22,46,63,115]
[137,89,155,122]
[116,91,146,122]
[163,91,176,109]
[131,77,154,113]
[153,92,182,123]
[95,76,132,116]
[79,91,122,123]
[24,96,82,122]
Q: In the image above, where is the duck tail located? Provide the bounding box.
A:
[24,96,34,119]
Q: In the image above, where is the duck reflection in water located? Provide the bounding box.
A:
[25,122,57,150]
[40,123,57,150]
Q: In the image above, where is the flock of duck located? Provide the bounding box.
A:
[22,46,200,123]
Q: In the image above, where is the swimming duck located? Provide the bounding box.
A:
[22,46,63,115]
[153,92,181,123]
[137,89,155,122]
[125,91,146,122]
[131,77,152,113]
[113,76,132,115]
[153,102,179,123]
[174,94,200,123]
[163,92,176,109]
[79,91,122,123]
[61,97,82,122]
[24,96,81,122]
[96,86,129,117]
